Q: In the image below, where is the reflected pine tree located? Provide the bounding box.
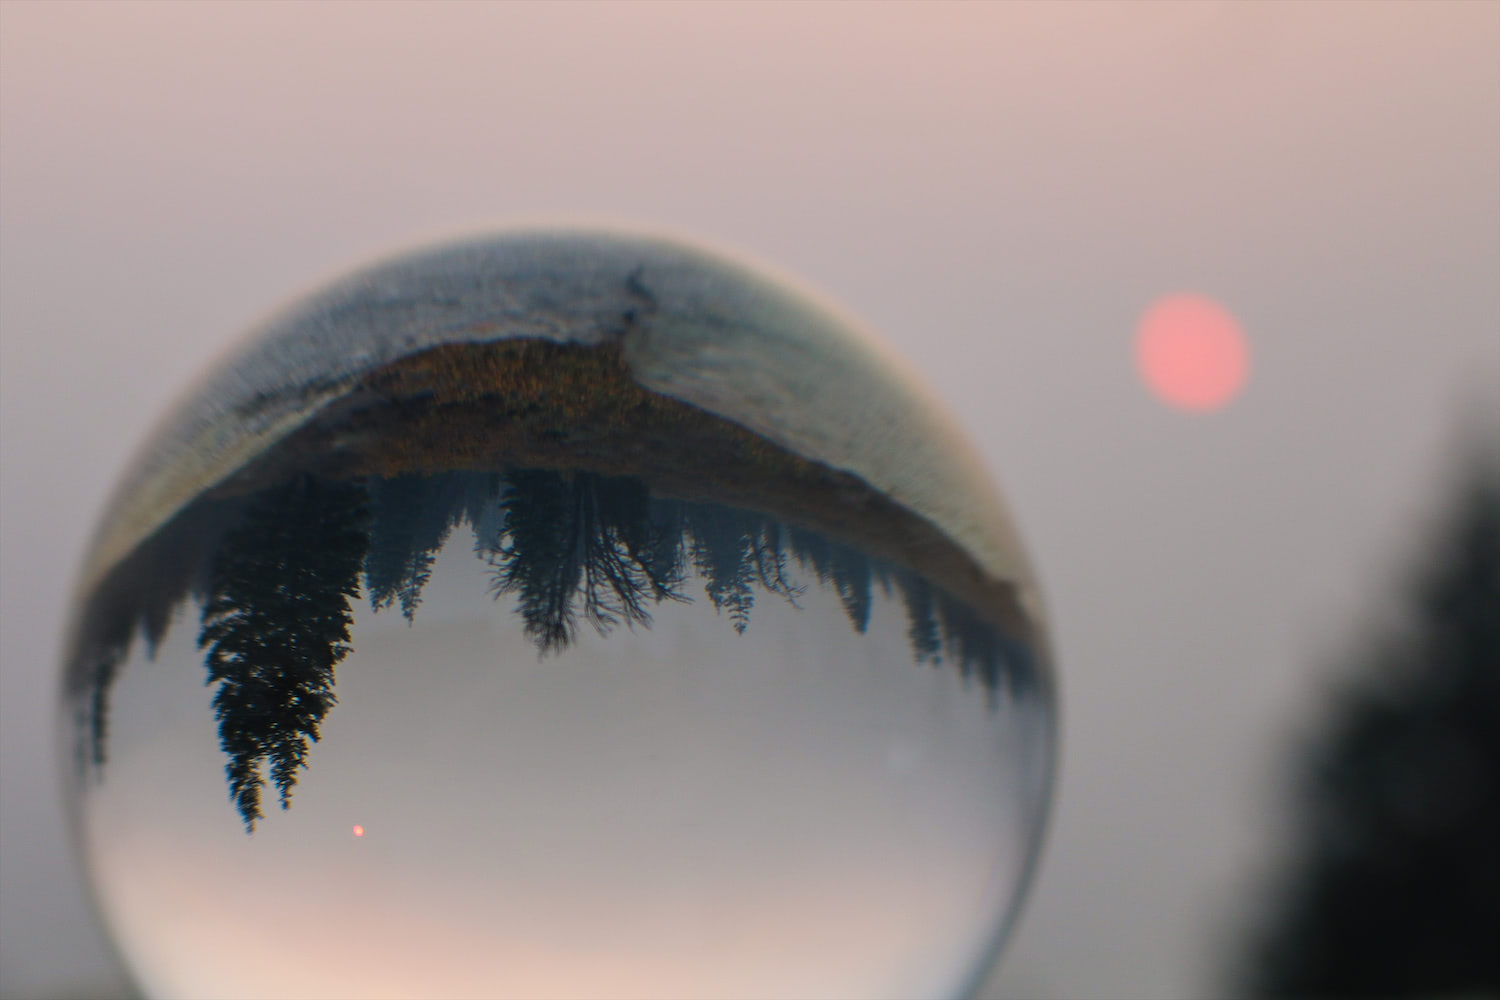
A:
[895,569,942,664]
[364,476,446,621]
[365,473,494,621]
[934,590,1007,695]
[786,527,872,633]
[486,471,685,653]
[197,476,370,830]
[83,647,125,770]
[677,501,803,633]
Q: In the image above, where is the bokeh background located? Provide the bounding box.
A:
[2,3,1496,998]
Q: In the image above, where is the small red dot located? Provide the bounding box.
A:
[352,824,365,838]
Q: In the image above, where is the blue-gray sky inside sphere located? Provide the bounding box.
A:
[1,3,1497,998]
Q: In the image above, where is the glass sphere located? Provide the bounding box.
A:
[61,230,1055,1000]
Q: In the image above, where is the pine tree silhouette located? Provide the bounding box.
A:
[1246,459,1500,996]
[680,503,804,633]
[85,646,125,771]
[639,497,689,600]
[456,472,504,536]
[490,470,684,654]
[198,476,370,831]
[682,504,761,633]
[829,545,874,634]
[786,527,875,633]
[364,475,439,620]
[364,474,485,621]
[894,569,943,665]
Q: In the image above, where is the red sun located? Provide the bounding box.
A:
[1135,294,1249,412]
[352,824,365,838]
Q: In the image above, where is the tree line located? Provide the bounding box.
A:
[76,468,1036,831]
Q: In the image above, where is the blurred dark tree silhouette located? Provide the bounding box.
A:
[1247,457,1499,996]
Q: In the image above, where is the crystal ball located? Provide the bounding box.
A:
[61,230,1056,1000]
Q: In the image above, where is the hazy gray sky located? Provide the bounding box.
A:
[2,3,1497,998]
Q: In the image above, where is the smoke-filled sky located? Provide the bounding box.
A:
[2,3,1497,998]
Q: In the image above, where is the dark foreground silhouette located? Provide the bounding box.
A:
[1242,458,1499,996]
